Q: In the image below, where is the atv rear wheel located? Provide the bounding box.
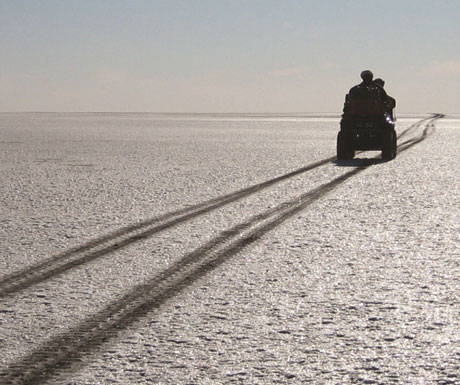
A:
[382,129,397,160]
[337,131,355,160]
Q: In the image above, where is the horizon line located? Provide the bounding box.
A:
[1,111,457,115]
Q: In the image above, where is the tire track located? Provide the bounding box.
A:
[397,113,444,151]
[0,156,335,298]
[0,114,444,384]
[0,115,444,384]
[1,115,441,299]
[0,161,370,385]
[397,114,435,140]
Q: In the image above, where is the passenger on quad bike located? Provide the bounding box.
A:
[374,78,396,120]
[338,70,397,161]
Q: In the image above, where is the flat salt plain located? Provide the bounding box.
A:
[0,112,459,384]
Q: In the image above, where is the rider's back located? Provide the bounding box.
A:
[347,84,384,117]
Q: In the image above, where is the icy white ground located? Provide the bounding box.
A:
[0,113,459,384]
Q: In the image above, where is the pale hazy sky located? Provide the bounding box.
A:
[1,0,459,113]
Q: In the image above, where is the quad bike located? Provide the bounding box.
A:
[337,92,397,161]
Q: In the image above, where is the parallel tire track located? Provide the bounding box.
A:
[397,113,443,151]
[0,114,442,298]
[0,114,444,384]
[397,114,436,141]
[1,162,371,385]
[0,156,335,298]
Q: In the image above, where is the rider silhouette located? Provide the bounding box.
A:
[343,70,391,116]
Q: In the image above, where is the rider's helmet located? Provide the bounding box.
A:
[374,78,385,87]
[360,70,374,82]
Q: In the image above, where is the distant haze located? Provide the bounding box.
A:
[1,0,459,113]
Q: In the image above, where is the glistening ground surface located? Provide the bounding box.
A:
[0,113,459,384]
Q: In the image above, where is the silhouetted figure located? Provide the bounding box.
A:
[374,78,396,119]
[343,70,390,117]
